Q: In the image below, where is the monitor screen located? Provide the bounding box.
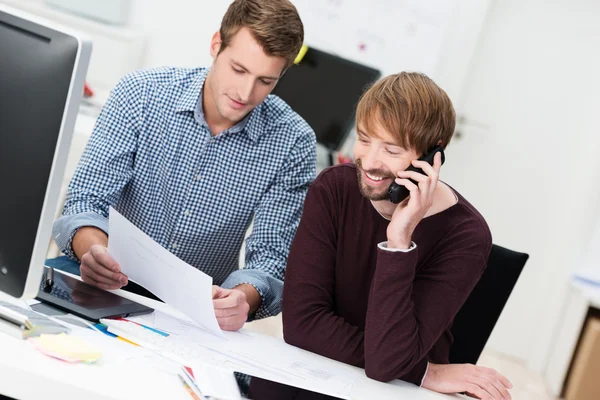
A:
[272,47,380,151]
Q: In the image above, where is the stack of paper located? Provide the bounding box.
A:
[146,311,358,399]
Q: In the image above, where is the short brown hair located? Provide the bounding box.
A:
[219,0,304,69]
[356,72,456,155]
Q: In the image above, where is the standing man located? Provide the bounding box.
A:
[49,0,316,331]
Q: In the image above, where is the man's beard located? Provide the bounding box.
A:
[355,159,395,201]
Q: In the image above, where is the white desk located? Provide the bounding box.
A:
[0,288,457,400]
[0,291,192,400]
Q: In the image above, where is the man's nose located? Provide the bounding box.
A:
[238,78,254,103]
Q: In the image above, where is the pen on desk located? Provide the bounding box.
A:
[138,322,169,337]
[43,267,54,292]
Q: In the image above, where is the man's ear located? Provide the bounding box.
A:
[210,31,222,59]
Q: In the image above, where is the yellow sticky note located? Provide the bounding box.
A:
[34,333,102,363]
[294,44,308,64]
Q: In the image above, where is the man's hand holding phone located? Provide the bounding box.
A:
[386,151,443,249]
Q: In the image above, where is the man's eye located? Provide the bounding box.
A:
[233,68,244,74]
[386,149,400,156]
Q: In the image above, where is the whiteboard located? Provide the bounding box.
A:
[292,0,456,78]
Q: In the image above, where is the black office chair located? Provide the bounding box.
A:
[449,244,529,365]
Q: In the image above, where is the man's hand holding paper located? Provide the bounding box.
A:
[108,207,225,337]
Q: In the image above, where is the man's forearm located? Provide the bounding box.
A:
[234,283,262,314]
[72,227,109,260]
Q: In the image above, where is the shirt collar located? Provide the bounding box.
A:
[176,68,261,141]
[176,68,208,114]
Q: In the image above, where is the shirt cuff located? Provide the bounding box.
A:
[420,362,429,387]
[221,269,283,321]
[377,241,417,252]
[52,212,109,260]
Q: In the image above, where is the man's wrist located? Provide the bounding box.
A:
[421,363,439,390]
[387,225,413,249]
[234,283,262,314]
[72,227,108,260]
[387,236,412,249]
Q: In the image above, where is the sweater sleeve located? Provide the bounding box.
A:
[363,234,490,383]
[282,175,367,367]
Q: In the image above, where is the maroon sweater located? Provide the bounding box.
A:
[249,164,492,399]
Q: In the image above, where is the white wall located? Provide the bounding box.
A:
[440,0,600,373]
[129,0,460,78]
[129,0,228,69]
[432,0,493,107]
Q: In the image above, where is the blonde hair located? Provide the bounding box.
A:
[219,0,304,68]
[356,72,456,155]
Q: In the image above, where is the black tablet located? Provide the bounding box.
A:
[36,267,153,322]
[242,371,346,400]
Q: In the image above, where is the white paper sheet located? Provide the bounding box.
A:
[151,312,358,399]
[107,207,223,337]
[189,362,242,400]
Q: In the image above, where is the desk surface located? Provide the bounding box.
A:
[0,287,456,400]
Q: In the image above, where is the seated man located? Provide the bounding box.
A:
[48,0,316,331]
[250,72,512,399]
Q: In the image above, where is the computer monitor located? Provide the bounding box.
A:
[272,47,381,152]
[0,5,91,299]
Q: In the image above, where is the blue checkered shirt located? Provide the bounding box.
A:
[53,67,317,319]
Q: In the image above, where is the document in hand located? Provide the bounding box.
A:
[107,207,223,337]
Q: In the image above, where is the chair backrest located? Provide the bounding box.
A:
[449,244,529,365]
